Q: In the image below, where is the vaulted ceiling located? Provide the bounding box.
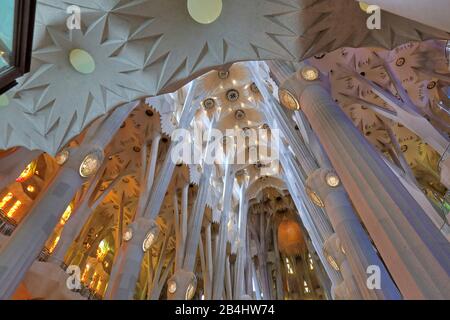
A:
[0,0,448,154]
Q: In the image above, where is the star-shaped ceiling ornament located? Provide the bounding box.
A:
[0,0,448,154]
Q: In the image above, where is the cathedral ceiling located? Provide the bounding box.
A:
[0,0,448,155]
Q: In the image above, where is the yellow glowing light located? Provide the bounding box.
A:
[48,236,60,253]
[325,172,340,187]
[96,239,109,261]
[301,66,320,81]
[187,0,223,24]
[16,161,37,182]
[79,150,103,178]
[0,192,13,209]
[81,265,90,282]
[359,1,370,12]
[89,272,98,289]
[60,203,73,225]
[96,279,103,292]
[27,185,36,193]
[7,200,22,218]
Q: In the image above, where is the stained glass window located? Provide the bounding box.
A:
[0,0,15,71]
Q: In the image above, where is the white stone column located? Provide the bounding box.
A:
[182,166,213,272]
[249,63,343,293]
[233,183,249,300]
[289,80,450,299]
[307,168,401,299]
[104,217,156,300]
[0,102,137,299]
[212,162,235,299]
[106,82,206,300]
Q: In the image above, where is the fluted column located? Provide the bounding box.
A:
[307,168,401,299]
[212,162,235,299]
[182,166,213,272]
[249,63,343,294]
[137,134,162,214]
[287,79,450,299]
[278,145,343,293]
[233,182,249,300]
[323,234,362,299]
[0,102,136,299]
[106,82,205,300]
[104,217,156,300]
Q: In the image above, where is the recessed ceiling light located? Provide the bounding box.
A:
[69,49,96,74]
[187,0,223,24]
[226,89,240,102]
[359,1,370,12]
[202,98,216,110]
[301,66,320,81]
[0,94,9,107]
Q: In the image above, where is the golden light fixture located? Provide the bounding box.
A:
[142,229,157,252]
[16,161,37,182]
[279,89,300,110]
[306,186,324,207]
[55,149,70,165]
[185,276,197,300]
[168,280,177,294]
[79,150,104,178]
[26,185,35,193]
[301,66,320,81]
[187,0,223,24]
[325,171,340,187]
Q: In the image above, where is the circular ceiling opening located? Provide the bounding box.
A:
[359,1,369,12]
[69,49,96,74]
[187,0,223,24]
[0,94,9,107]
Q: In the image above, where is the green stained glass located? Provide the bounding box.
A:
[0,0,15,70]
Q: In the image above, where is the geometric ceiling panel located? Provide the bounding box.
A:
[0,0,448,155]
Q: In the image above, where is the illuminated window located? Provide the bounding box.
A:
[286,258,294,274]
[96,278,103,292]
[16,161,37,182]
[303,280,310,294]
[96,239,110,261]
[0,192,13,209]
[6,199,21,218]
[308,253,314,271]
[81,264,90,282]
[48,235,60,253]
[60,203,73,225]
